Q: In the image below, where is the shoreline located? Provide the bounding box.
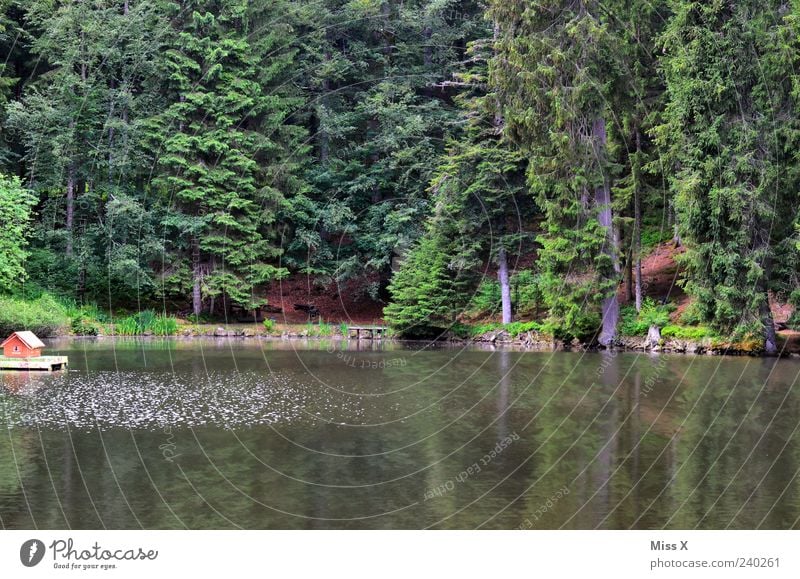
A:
[43,327,800,358]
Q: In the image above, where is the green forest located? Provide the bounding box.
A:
[0,0,798,352]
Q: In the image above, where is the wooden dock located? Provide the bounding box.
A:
[347,326,388,340]
[0,355,68,371]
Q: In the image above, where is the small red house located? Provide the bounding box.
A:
[1,331,45,358]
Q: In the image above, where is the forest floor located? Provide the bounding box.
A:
[261,273,385,324]
[620,241,799,352]
[618,242,689,315]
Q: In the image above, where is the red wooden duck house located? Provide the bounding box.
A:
[0,331,68,371]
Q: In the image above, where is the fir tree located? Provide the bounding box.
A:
[151,0,305,315]
[489,0,628,343]
[656,0,800,353]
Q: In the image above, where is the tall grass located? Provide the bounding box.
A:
[115,310,179,336]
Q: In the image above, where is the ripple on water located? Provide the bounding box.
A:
[1,371,316,430]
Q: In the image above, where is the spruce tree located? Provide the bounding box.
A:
[656,0,800,353]
[489,0,628,344]
[151,0,304,315]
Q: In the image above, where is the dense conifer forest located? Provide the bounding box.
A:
[0,0,798,352]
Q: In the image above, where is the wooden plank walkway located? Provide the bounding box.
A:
[0,355,68,371]
[347,326,388,340]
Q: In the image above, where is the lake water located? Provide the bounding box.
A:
[1,338,799,529]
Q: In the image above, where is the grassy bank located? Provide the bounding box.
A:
[0,294,181,337]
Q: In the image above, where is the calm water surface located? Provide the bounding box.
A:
[1,338,799,529]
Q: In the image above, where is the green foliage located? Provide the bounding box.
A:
[468,281,501,317]
[640,299,673,328]
[619,299,673,336]
[540,313,601,343]
[152,316,179,336]
[489,0,643,341]
[0,0,799,349]
[0,294,69,337]
[115,311,178,336]
[287,0,487,284]
[511,270,542,315]
[304,321,334,337]
[0,173,36,292]
[70,316,101,336]
[661,325,716,341]
[504,320,543,337]
[262,319,277,333]
[678,301,705,326]
[384,231,475,337]
[641,227,670,251]
[619,306,646,336]
[151,0,299,312]
[787,311,800,331]
[656,0,800,344]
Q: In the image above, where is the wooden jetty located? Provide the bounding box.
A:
[0,355,68,371]
[0,331,68,371]
[347,325,388,340]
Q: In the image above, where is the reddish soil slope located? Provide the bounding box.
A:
[263,274,385,324]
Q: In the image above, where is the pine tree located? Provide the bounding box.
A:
[424,36,531,325]
[384,230,473,336]
[656,0,800,353]
[151,0,305,315]
[489,0,628,344]
[286,0,486,296]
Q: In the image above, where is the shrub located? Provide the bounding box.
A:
[71,316,101,336]
[661,325,716,340]
[511,270,542,315]
[504,320,543,337]
[679,301,705,325]
[619,299,673,336]
[619,305,648,336]
[640,298,672,327]
[263,319,277,333]
[787,305,800,331]
[0,294,70,337]
[469,280,501,315]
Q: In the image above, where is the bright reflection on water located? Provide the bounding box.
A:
[1,337,799,529]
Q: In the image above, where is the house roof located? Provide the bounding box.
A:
[1,331,45,350]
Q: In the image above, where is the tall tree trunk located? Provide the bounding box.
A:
[760,296,778,355]
[65,166,75,257]
[423,25,432,68]
[625,239,634,302]
[758,268,778,356]
[192,238,202,318]
[634,130,643,312]
[593,118,619,346]
[108,79,115,184]
[671,201,682,247]
[497,246,512,324]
